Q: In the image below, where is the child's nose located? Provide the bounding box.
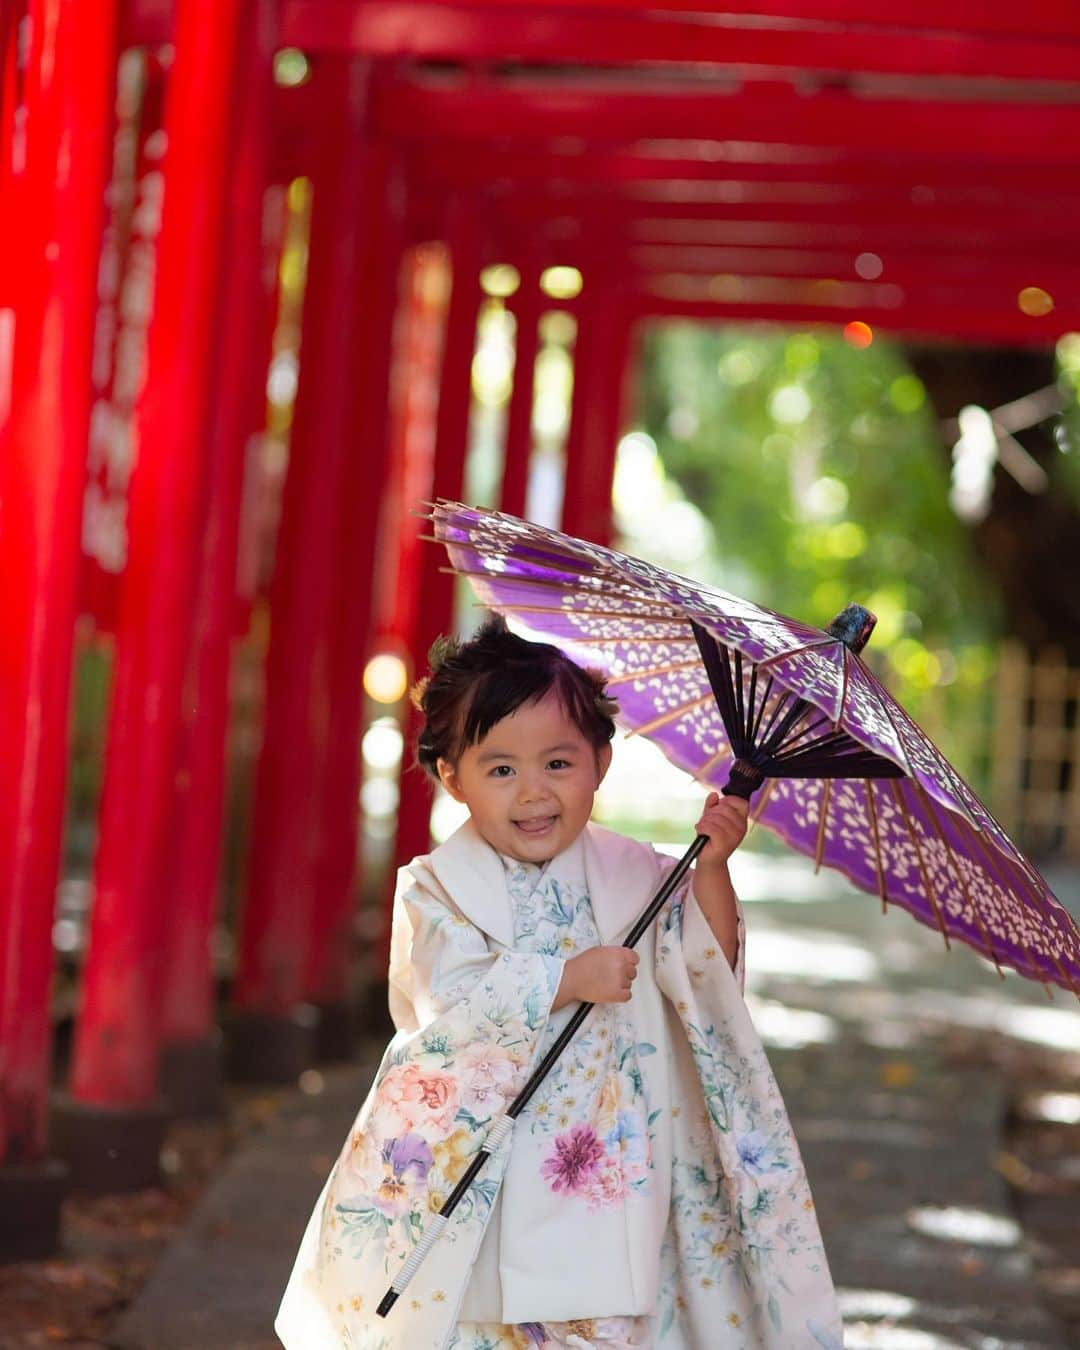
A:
[516,773,550,803]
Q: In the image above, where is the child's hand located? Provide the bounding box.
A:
[695,791,749,870]
[556,946,640,1007]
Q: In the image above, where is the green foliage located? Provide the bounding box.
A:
[1053,333,1080,506]
[632,324,1004,781]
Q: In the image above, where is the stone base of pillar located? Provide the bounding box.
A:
[313,1000,358,1062]
[0,1158,68,1262]
[358,978,394,1042]
[49,1095,169,1195]
[160,1031,226,1119]
[223,1005,318,1084]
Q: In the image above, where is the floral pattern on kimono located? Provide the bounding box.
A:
[276,856,567,1350]
[276,820,842,1350]
[450,1315,650,1348]
[503,856,656,1212]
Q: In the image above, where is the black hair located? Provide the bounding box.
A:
[411,614,618,780]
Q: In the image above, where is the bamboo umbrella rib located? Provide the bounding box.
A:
[915,784,1006,979]
[770,719,843,760]
[491,602,690,628]
[884,690,985,833]
[546,633,697,647]
[625,691,718,739]
[745,666,758,745]
[732,648,746,742]
[761,693,817,759]
[604,657,708,687]
[991,834,1080,999]
[837,647,852,728]
[692,741,738,785]
[955,813,1067,995]
[443,569,691,616]
[680,600,826,636]
[750,673,775,746]
[686,614,836,652]
[814,779,832,874]
[426,532,622,583]
[756,689,796,752]
[751,638,836,672]
[890,779,951,950]
[748,776,778,832]
[439,565,672,607]
[863,669,918,778]
[434,508,841,639]
[968,809,1058,902]
[449,553,619,594]
[864,779,889,914]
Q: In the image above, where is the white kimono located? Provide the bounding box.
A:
[276,820,842,1350]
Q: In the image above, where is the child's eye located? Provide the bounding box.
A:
[547,759,571,770]
[489,765,514,778]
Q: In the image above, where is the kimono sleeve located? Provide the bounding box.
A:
[292,868,570,1348]
[651,851,842,1349]
[652,848,747,994]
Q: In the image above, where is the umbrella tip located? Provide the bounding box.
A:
[827,604,877,655]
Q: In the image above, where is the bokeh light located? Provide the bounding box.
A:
[843,320,874,348]
[363,653,408,704]
[889,373,926,414]
[480,264,520,298]
[540,266,583,299]
[273,48,310,87]
[1018,286,1054,317]
[361,718,404,771]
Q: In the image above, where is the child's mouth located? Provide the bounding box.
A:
[514,815,557,836]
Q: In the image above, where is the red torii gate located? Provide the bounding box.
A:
[1,0,1077,1260]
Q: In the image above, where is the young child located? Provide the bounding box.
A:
[276,617,841,1350]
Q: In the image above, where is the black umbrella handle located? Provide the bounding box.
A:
[376,832,710,1317]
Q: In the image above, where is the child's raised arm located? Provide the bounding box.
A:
[689,792,748,971]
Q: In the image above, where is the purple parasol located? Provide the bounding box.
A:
[430,499,1080,998]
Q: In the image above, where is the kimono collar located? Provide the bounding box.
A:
[427,818,660,948]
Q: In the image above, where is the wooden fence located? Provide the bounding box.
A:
[990,641,1080,861]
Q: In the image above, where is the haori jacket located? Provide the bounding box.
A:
[275,818,842,1350]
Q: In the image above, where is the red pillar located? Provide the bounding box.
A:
[0,0,119,1241]
[230,60,379,1077]
[156,1,281,1112]
[500,259,542,518]
[64,0,249,1187]
[301,144,407,1047]
[392,199,483,878]
[561,284,632,548]
[370,243,451,665]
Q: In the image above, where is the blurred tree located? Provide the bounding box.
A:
[636,325,1000,692]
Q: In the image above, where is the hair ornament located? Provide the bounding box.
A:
[427,633,462,672]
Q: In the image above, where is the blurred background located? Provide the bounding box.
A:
[2,3,1080,1346]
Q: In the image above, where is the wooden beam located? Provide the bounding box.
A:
[283,1,1080,83]
[289,0,1080,44]
[621,245,1080,294]
[631,299,1069,349]
[485,192,1080,247]
[409,143,1080,204]
[374,75,1080,163]
[622,218,1080,259]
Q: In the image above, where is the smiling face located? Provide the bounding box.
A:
[436,691,612,863]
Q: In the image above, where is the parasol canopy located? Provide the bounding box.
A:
[428,499,1080,999]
